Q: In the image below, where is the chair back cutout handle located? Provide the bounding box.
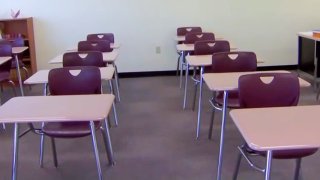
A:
[69,70,82,76]
[196,34,203,38]
[78,53,88,59]
[97,35,105,39]
[207,43,215,47]
[260,76,275,84]
[228,54,239,60]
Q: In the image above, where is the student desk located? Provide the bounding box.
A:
[48,50,121,102]
[183,55,264,109]
[24,67,119,126]
[174,35,224,42]
[176,44,237,88]
[0,56,11,64]
[48,49,119,64]
[200,71,310,180]
[12,46,29,96]
[0,94,115,180]
[297,31,320,88]
[67,42,121,51]
[230,105,320,180]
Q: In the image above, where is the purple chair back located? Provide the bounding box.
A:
[11,37,25,47]
[87,33,114,43]
[48,66,101,95]
[205,52,257,73]
[194,40,230,55]
[78,40,112,52]
[63,51,105,67]
[238,73,300,108]
[0,44,13,77]
[177,27,202,36]
[184,32,215,44]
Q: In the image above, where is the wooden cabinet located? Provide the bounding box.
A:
[298,31,320,87]
[0,17,37,73]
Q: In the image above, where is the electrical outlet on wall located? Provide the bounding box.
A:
[156,46,161,54]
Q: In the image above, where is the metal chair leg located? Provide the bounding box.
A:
[111,102,118,127]
[50,137,58,167]
[22,66,31,90]
[113,65,121,102]
[176,52,181,76]
[208,108,216,139]
[8,80,17,96]
[294,158,302,180]
[232,152,243,180]
[191,67,198,111]
[102,118,114,166]
[90,121,103,180]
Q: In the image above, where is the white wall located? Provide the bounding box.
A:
[0,0,319,72]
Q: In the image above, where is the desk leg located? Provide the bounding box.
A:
[265,150,273,180]
[90,121,103,180]
[112,63,121,102]
[314,41,318,91]
[216,91,228,180]
[196,67,204,139]
[183,63,189,109]
[12,123,20,180]
[102,117,115,165]
[179,51,185,88]
[14,55,24,96]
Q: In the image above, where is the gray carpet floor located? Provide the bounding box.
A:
[0,75,320,180]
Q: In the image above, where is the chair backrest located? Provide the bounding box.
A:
[205,51,257,73]
[184,32,215,44]
[48,66,101,95]
[11,37,25,47]
[0,44,13,73]
[194,40,230,55]
[63,51,105,67]
[78,40,112,52]
[238,73,300,108]
[87,33,114,43]
[177,27,202,36]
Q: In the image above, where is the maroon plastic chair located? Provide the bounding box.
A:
[78,40,121,102]
[205,52,257,139]
[0,44,16,96]
[176,27,202,75]
[184,32,215,44]
[62,51,120,122]
[194,40,230,55]
[78,40,112,53]
[11,37,29,79]
[233,73,318,180]
[190,40,231,110]
[177,27,202,36]
[63,51,105,67]
[87,33,114,43]
[40,66,112,171]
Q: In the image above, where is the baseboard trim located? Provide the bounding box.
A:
[118,65,298,78]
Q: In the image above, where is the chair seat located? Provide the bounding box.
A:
[215,90,240,108]
[244,144,318,159]
[42,121,101,138]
